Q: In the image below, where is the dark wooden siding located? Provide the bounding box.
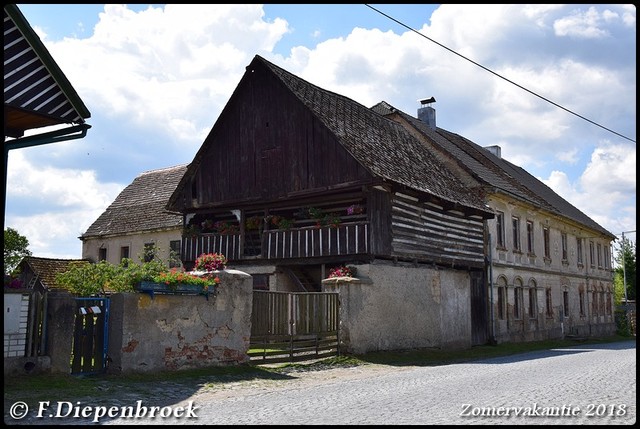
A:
[369,187,392,255]
[190,62,373,208]
[390,192,485,268]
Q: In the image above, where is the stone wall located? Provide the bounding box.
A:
[323,261,472,354]
[107,269,253,373]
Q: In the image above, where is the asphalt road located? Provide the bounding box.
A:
[6,340,636,425]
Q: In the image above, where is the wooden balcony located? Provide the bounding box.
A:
[182,221,369,262]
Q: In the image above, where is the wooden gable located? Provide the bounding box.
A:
[170,60,374,211]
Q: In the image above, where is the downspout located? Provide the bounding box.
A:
[488,233,496,344]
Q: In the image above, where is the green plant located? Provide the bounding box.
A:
[307,207,323,220]
[55,260,134,296]
[268,215,294,230]
[246,216,263,230]
[213,220,238,235]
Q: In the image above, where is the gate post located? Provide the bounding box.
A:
[46,290,76,373]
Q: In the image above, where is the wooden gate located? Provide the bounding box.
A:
[470,271,489,346]
[71,297,110,375]
[249,291,339,364]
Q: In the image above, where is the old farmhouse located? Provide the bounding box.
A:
[80,164,187,267]
[80,54,616,354]
[163,54,614,351]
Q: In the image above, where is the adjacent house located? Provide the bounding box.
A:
[4,256,87,373]
[374,101,617,342]
[80,164,187,267]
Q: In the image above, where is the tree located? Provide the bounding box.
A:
[614,237,636,303]
[4,227,32,275]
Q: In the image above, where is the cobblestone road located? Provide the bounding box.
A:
[6,340,636,425]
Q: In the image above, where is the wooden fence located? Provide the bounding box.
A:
[249,291,340,364]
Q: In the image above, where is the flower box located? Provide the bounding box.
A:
[135,281,211,300]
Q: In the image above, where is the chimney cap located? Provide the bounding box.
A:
[419,97,436,105]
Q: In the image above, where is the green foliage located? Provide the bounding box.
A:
[4,227,32,275]
[614,237,636,301]
[54,246,226,297]
[55,260,135,296]
[55,246,170,296]
[614,309,633,337]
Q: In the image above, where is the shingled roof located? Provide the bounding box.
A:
[19,256,89,290]
[375,102,615,238]
[168,55,492,217]
[82,164,187,238]
[257,55,491,215]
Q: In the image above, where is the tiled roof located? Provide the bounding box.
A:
[255,55,491,215]
[82,164,187,238]
[376,102,615,238]
[21,256,89,289]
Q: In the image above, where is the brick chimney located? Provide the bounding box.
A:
[417,97,436,130]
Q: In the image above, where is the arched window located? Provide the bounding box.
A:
[497,276,507,320]
[545,288,553,317]
[528,279,537,318]
[514,278,523,319]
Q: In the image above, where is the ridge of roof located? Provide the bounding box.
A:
[378,101,614,238]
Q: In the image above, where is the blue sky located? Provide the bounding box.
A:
[6,4,636,259]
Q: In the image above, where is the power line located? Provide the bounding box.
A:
[365,4,636,144]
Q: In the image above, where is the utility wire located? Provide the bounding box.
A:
[365,4,636,144]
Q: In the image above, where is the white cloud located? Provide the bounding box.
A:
[7,4,635,258]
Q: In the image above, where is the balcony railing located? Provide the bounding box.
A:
[182,221,369,262]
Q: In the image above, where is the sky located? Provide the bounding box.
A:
[5,4,637,261]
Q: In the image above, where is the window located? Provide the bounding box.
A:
[497,277,507,320]
[606,290,612,315]
[169,240,181,268]
[528,286,537,318]
[597,243,602,268]
[576,238,583,265]
[604,246,610,269]
[512,216,521,251]
[143,243,155,263]
[543,227,550,258]
[589,241,595,267]
[252,274,270,291]
[579,290,585,317]
[98,247,107,262]
[496,211,505,248]
[592,290,598,316]
[545,288,553,317]
[563,291,569,318]
[561,233,568,261]
[513,279,523,319]
[120,246,130,261]
[526,221,534,254]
